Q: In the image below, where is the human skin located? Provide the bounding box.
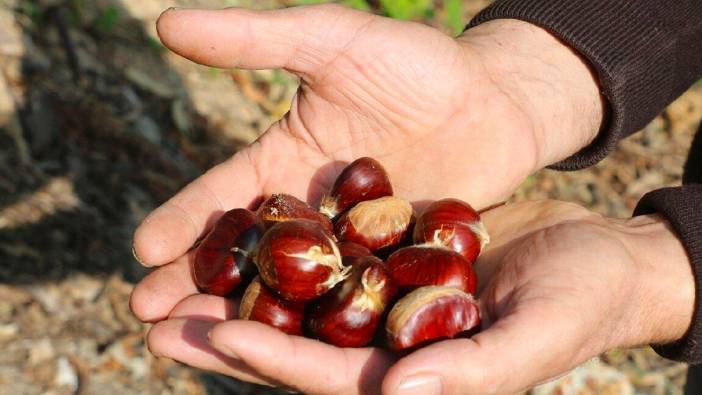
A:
[141,200,694,395]
[129,4,694,395]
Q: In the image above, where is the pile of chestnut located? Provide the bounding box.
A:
[192,158,489,351]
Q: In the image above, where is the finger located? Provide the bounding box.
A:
[382,309,587,395]
[208,320,394,395]
[130,254,198,322]
[169,293,239,321]
[133,148,262,267]
[147,318,275,386]
[156,4,375,75]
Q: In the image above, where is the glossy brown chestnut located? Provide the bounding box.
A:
[239,276,306,336]
[386,286,481,351]
[386,246,477,294]
[257,193,333,232]
[254,219,349,302]
[319,157,393,218]
[337,241,374,267]
[307,256,397,347]
[413,198,490,263]
[192,209,266,296]
[335,196,413,251]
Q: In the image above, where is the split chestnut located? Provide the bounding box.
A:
[319,157,393,219]
[307,256,397,347]
[413,198,490,263]
[254,219,350,302]
[192,209,265,296]
[386,286,481,351]
[386,246,477,294]
[257,193,333,232]
[335,196,414,252]
[239,276,305,336]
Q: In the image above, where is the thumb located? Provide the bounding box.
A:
[382,308,589,395]
[156,4,375,76]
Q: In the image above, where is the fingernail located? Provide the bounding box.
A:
[132,246,152,268]
[394,374,442,395]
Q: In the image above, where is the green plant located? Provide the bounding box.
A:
[444,0,464,35]
[95,4,120,31]
[379,0,432,20]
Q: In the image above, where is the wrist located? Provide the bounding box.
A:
[612,215,695,347]
[457,19,605,170]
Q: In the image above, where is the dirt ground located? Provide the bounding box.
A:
[0,0,700,394]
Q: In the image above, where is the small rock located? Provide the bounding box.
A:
[55,356,79,393]
[0,323,18,339]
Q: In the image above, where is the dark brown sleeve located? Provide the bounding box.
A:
[467,0,702,170]
[634,181,702,364]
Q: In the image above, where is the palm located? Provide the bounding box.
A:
[253,13,532,207]
[472,201,637,389]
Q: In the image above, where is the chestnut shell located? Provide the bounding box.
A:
[386,246,477,294]
[319,157,393,218]
[192,209,265,296]
[240,276,305,335]
[257,193,333,232]
[307,257,397,347]
[337,241,374,267]
[413,198,490,263]
[386,286,481,351]
[335,196,413,251]
[254,219,349,302]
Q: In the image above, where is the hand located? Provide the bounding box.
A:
[140,200,693,395]
[131,4,604,273]
[381,200,694,394]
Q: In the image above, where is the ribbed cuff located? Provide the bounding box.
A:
[467,0,702,170]
[684,125,702,184]
[634,185,702,364]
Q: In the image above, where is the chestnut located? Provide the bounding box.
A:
[337,241,374,266]
[386,246,477,294]
[239,276,305,336]
[335,196,413,251]
[319,157,393,218]
[307,256,397,347]
[192,209,265,296]
[413,198,490,263]
[254,219,350,302]
[257,193,333,232]
[386,286,481,351]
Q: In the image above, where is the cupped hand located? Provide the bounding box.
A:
[380,200,693,394]
[137,200,693,395]
[131,4,603,272]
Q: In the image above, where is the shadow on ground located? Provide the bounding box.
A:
[0,1,285,394]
